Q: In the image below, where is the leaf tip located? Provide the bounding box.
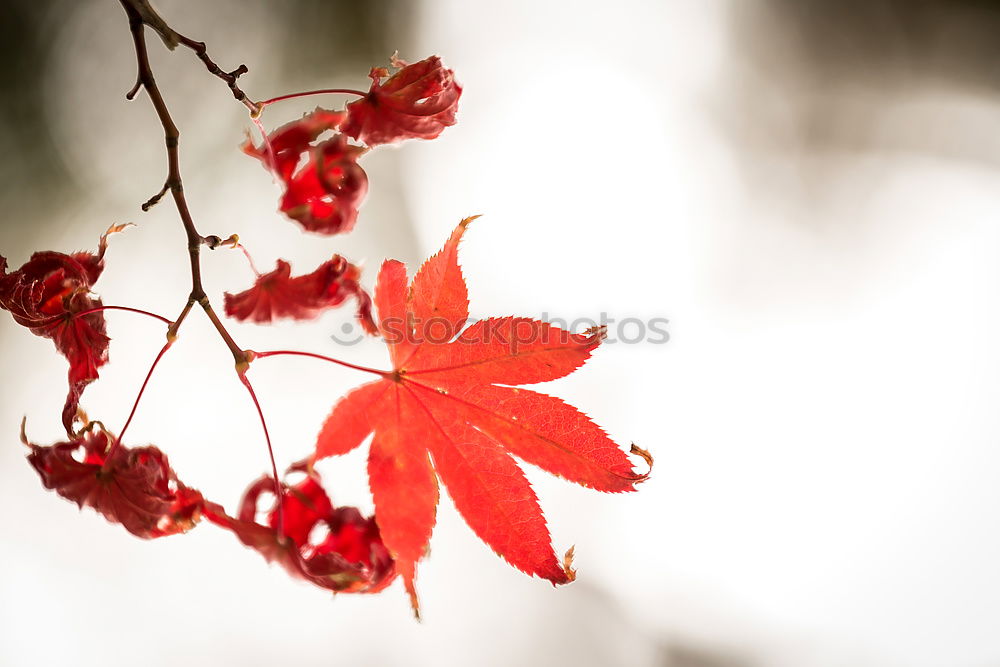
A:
[404,574,422,620]
[561,545,577,583]
[629,443,654,483]
[584,324,607,342]
[105,221,137,236]
[458,214,482,230]
[379,257,406,274]
[98,222,136,258]
[390,50,408,69]
[576,325,607,353]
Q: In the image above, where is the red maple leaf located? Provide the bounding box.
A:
[203,462,396,594]
[0,225,127,433]
[22,421,203,539]
[311,217,650,613]
[244,110,368,235]
[341,55,462,147]
[224,255,376,334]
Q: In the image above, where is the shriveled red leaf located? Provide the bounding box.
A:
[312,217,649,611]
[1,226,126,433]
[203,462,396,594]
[342,55,462,147]
[280,135,368,235]
[245,110,368,235]
[22,422,203,539]
[242,108,345,182]
[224,255,376,333]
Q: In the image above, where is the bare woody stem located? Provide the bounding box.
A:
[175,35,260,115]
[119,0,246,367]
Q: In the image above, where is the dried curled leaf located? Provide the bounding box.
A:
[244,110,368,235]
[341,55,462,147]
[203,462,396,594]
[224,255,376,334]
[22,421,203,539]
[0,225,127,433]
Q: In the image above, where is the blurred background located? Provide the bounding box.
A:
[2,1,1000,665]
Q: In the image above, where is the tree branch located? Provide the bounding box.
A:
[175,35,260,115]
[119,0,246,366]
[118,0,284,530]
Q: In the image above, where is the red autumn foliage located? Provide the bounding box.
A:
[245,109,344,182]
[7,19,649,617]
[314,217,650,612]
[341,55,462,146]
[224,255,376,333]
[244,111,368,235]
[22,423,203,539]
[0,226,126,434]
[203,462,396,594]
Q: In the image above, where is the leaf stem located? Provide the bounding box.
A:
[42,305,173,327]
[248,114,279,178]
[238,371,285,537]
[83,304,172,325]
[235,243,262,278]
[250,349,388,377]
[258,88,367,108]
[104,339,174,463]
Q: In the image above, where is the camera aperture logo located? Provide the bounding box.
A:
[331,313,670,347]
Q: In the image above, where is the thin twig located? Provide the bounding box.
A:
[141,182,169,211]
[175,35,260,114]
[120,0,246,366]
[118,0,286,529]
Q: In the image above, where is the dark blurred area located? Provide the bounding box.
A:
[0,0,77,235]
[276,0,416,82]
[751,0,1000,89]
[0,0,413,239]
[724,0,1000,167]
